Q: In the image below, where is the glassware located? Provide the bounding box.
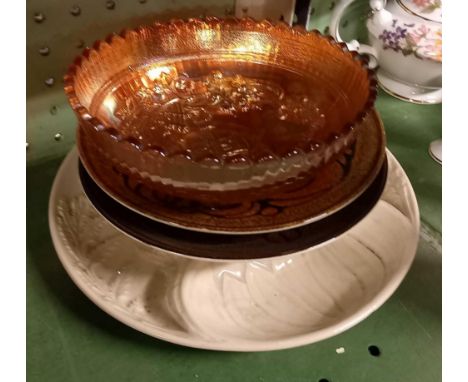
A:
[65,17,377,205]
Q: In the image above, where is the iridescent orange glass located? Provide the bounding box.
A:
[65,17,377,205]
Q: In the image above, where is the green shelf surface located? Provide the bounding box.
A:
[27,1,441,380]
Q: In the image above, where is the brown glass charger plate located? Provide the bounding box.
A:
[78,109,386,234]
[79,154,387,260]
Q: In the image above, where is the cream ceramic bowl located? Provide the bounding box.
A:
[48,147,419,351]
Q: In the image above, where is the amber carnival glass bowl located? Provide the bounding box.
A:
[64,17,377,206]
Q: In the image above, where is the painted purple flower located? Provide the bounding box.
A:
[395,26,407,38]
[379,27,407,52]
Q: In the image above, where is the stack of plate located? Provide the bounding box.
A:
[49,18,419,350]
[49,122,419,351]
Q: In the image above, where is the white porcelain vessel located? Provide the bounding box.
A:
[331,0,442,103]
[48,148,420,351]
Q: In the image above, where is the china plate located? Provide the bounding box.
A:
[78,109,386,234]
[49,147,419,351]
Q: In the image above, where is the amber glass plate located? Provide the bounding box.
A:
[79,156,387,260]
[78,109,385,234]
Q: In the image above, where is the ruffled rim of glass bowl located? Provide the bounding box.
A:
[63,17,378,166]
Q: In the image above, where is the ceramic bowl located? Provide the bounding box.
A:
[48,147,419,351]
